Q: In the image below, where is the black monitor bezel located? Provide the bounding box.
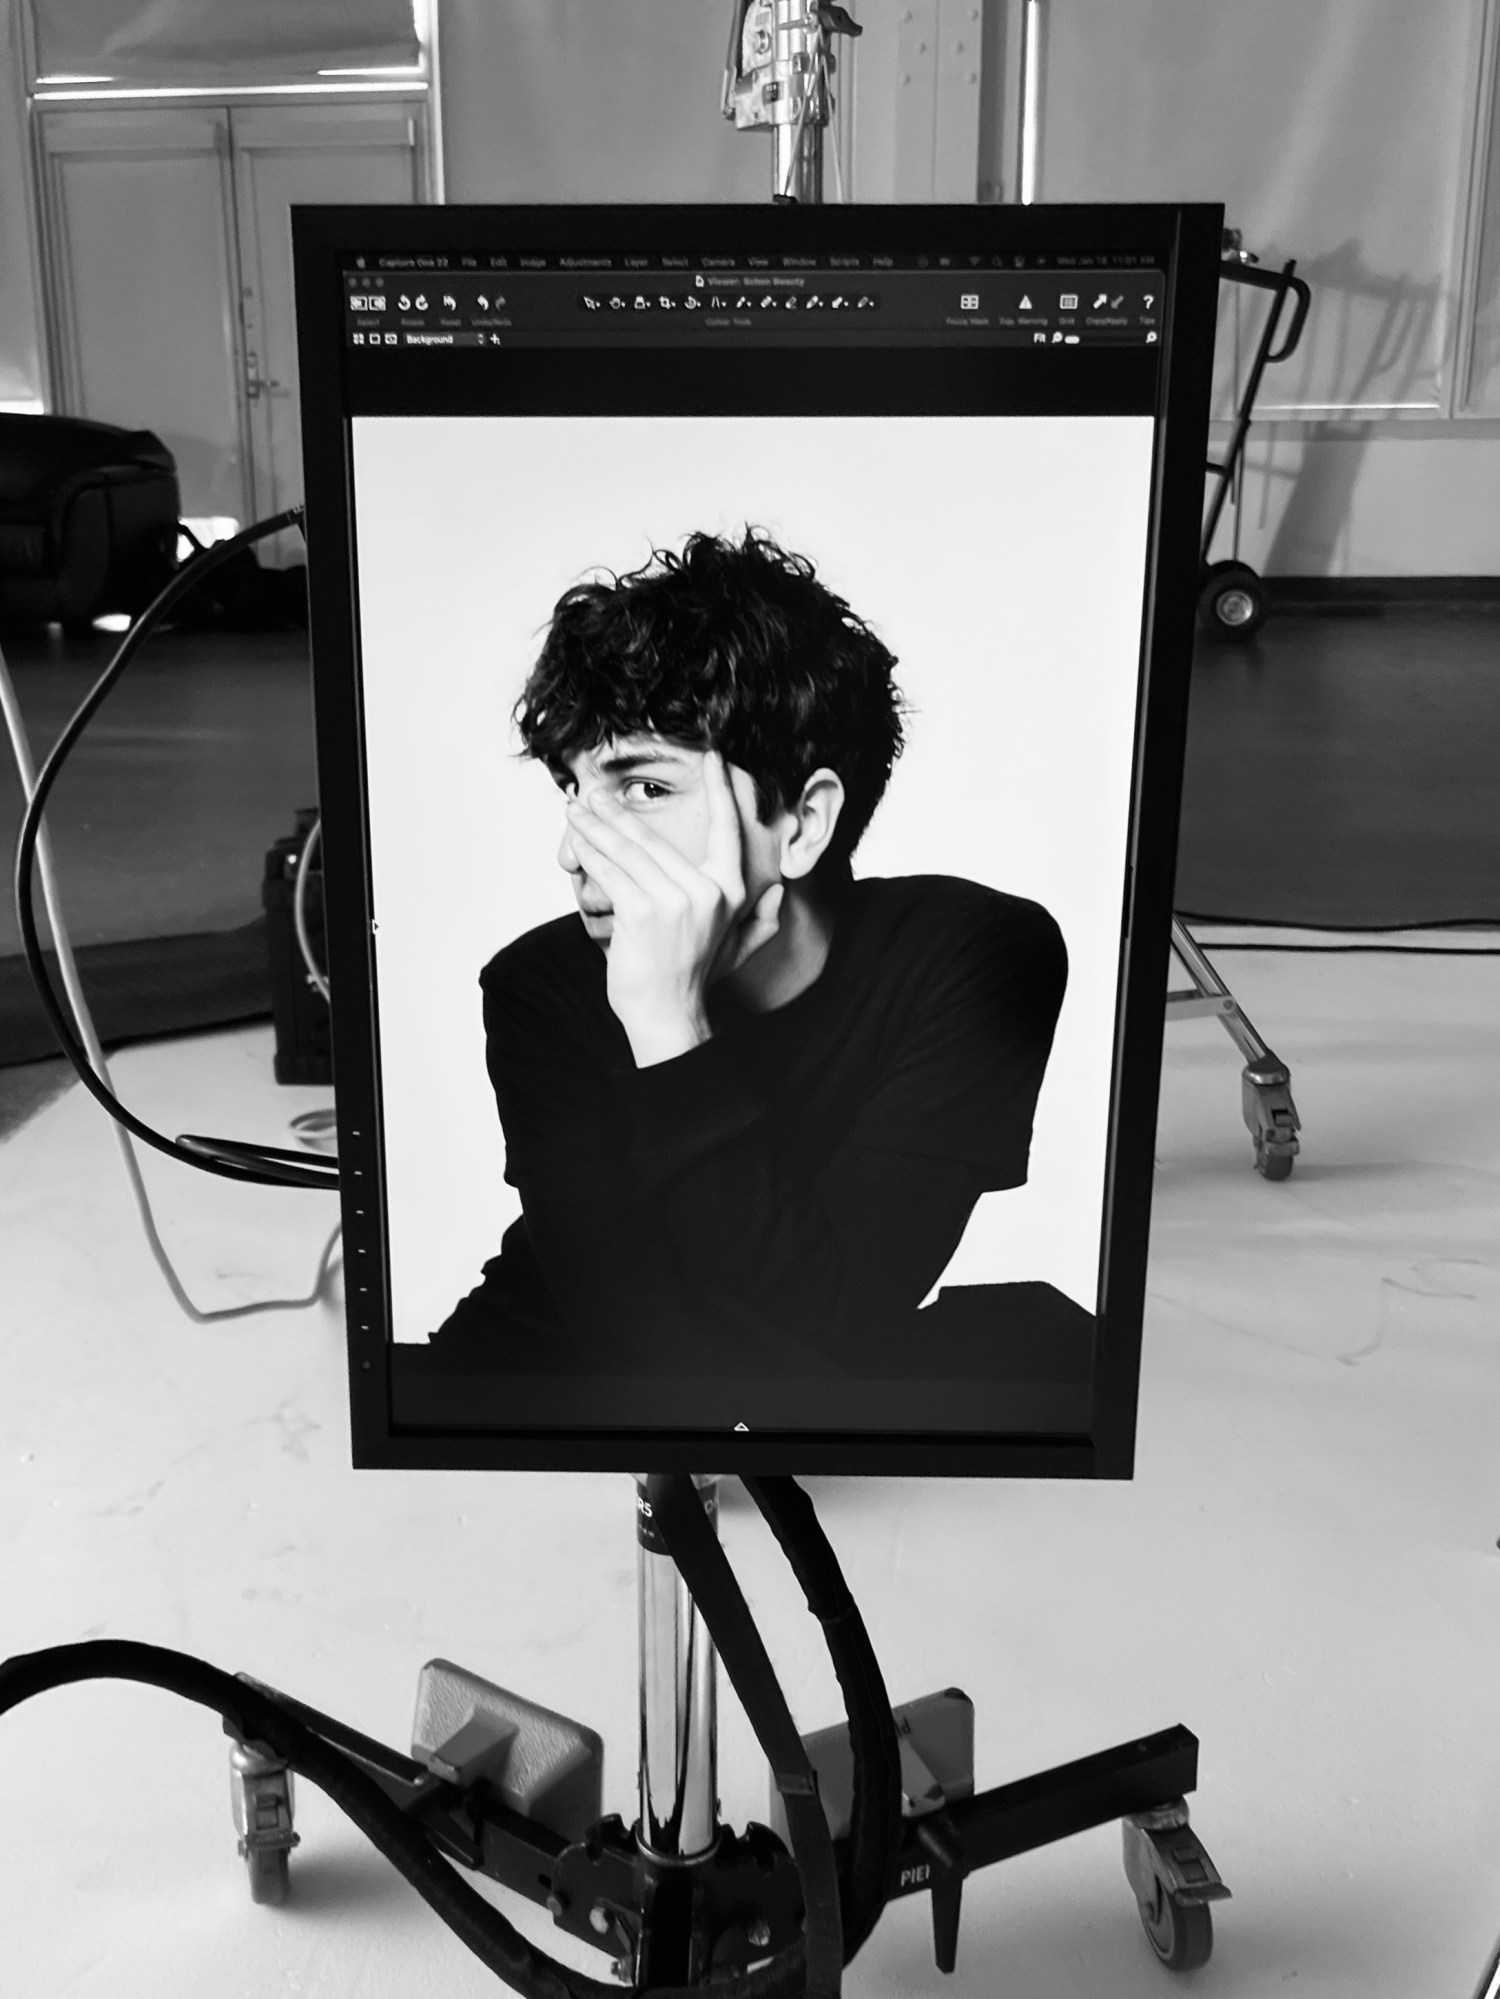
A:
[292,201,1221,1479]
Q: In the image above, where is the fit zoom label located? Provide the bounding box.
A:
[900,1863,931,1889]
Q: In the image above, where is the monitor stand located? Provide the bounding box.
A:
[224,1473,1229,1983]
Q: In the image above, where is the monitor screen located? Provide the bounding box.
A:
[293,203,1220,1477]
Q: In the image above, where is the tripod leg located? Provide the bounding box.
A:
[930,1870,963,1974]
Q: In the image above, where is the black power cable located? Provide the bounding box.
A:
[11,512,337,1192]
[739,1477,902,1962]
[646,1473,843,1998]
[1,1475,899,1997]
[0,1640,616,1999]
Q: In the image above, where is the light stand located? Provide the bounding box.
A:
[721,1,861,203]
[222,1458,1227,1982]
[637,1474,719,1868]
[224,20,1233,1989]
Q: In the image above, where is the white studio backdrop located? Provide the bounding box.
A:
[351,413,1156,1342]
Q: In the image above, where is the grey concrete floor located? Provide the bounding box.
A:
[0,621,316,955]
[2,606,1497,967]
[1176,608,1500,927]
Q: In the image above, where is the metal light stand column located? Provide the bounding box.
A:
[721,1,861,204]
[1168,917,1302,1180]
[765,0,825,205]
[632,1473,726,1986]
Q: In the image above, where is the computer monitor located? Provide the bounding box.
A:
[292,201,1220,1478]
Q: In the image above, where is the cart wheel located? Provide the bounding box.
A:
[245,1844,291,1905]
[1198,562,1267,641]
[1242,1069,1300,1180]
[1136,1876,1213,1972]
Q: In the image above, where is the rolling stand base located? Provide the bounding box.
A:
[776,1699,1228,1975]
[225,1685,1229,1980]
[223,1479,1229,1983]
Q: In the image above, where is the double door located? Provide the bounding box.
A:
[36,100,426,538]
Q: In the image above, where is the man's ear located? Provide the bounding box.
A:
[779,767,846,880]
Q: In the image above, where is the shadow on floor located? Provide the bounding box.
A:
[0,1056,73,1142]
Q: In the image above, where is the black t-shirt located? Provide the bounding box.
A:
[432,874,1067,1374]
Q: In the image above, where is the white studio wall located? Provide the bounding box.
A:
[5,0,1500,572]
[422,0,1500,578]
[1009,0,1500,577]
[435,0,768,206]
[0,4,43,408]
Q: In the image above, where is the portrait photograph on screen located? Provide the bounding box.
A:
[353,410,1153,1434]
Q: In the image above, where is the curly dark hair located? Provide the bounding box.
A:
[513,529,906,873]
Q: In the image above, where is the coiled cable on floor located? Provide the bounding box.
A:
[0,633,341,1321]
[1,1474,899,1997]
[0,1640,618,1999]
[10,512,337,1192]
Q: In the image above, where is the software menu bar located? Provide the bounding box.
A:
[344,267,1166,353]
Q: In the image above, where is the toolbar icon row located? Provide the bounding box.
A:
[373,291,506,314]
[578,291,877,314]
[1018,291,1130,312]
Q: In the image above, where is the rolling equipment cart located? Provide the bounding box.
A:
[1197,233,1312,641]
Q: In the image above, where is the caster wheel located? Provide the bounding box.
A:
[1242,1071,1300,1181]
[245,1844,291,1905]
[1137,1877,1213,1972]
[1198,561,1267,641]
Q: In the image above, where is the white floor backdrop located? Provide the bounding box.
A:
[3,941,1498,1996]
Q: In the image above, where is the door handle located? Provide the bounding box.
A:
[244,358,283,400]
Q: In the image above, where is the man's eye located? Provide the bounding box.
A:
[622,780,670,803]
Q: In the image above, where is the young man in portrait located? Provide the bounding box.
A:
[430,528,1067,1378]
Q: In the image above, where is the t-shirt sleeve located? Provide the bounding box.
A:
[849,892,1068,1188]
[615,891,1068,1352]
[477,945,655,1334]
